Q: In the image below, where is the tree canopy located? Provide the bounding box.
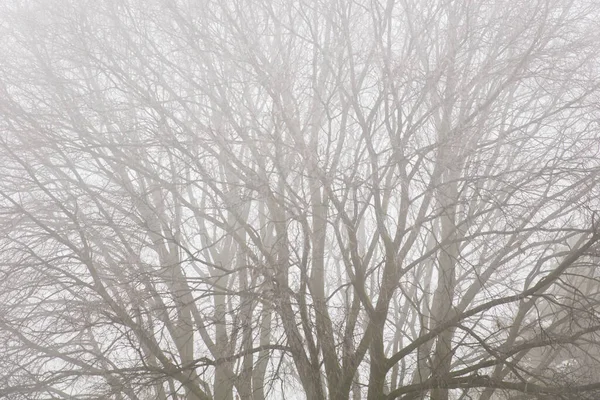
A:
[1,0,600,399]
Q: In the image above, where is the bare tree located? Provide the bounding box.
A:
[1,0,600,399]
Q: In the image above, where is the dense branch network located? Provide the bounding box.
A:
[0,0,600,400]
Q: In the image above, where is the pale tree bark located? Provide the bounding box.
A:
[1,1,600,400]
